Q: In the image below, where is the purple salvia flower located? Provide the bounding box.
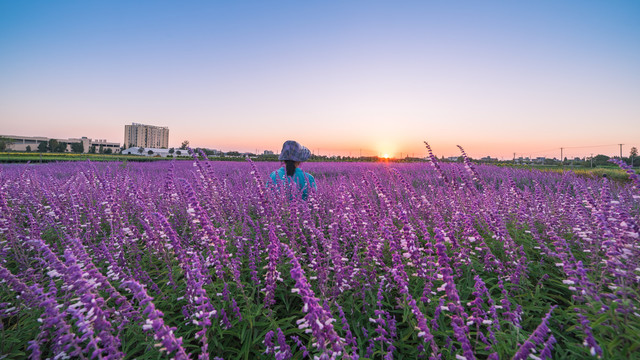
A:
[424,141,449,183]
[275,328,293,360]
[512,306,556,360]
[284,243,345,358]
[291,335,309,358]
[121,279,191,360]
[262,225,282,311]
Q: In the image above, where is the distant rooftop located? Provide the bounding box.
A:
[129,122,168,129]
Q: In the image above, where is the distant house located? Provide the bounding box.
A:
[263,150,274,155]
[514,157,532,164]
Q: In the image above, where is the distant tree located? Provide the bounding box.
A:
[38,142,48,152]
[176,150,182,156]
[138,147,145,154]
[48,139,59,152]
[148,150,154,155]
[180,140,189,150]
[71,142,84,153]
[0,137,10,151]
[226,151,241,157]
[104,148,113,154]
[90,145,97,154]
[631,147,638,167]
[593,154,610,166]
[168,148,175,155]
[56,142,67,152]
[26,145,31,152]
[202,148,224,157]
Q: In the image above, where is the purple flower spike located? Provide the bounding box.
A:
[512,306,556,360]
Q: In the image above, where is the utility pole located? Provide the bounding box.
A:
[513,152,516,164]
[619,144,623,158]
[590,153,593,168]
[560,147,564,171]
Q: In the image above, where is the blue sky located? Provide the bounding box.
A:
[1,1,639,158]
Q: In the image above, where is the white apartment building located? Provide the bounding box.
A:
[124,123,169,149]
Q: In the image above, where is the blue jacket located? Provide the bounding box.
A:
[268,167,317,199]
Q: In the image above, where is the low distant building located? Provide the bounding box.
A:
[2,135,47,151]
[514,157,533,164]
[2,134,120,153]
[263,150,274,155]
[121,147,186,157]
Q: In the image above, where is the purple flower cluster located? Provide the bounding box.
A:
[0,150,638,359]
[609,158,640,191]
[264,328,292,360]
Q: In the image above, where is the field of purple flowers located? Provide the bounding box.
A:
[1,151,639,359]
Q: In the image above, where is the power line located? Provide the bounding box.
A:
[515,143,626,158]
[515,147,561,156]
[562,143,620,150]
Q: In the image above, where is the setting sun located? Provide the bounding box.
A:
[382,154,390,159]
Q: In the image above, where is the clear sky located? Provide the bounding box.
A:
[1,1,639,159]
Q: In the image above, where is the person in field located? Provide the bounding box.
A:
[268,140,317,199]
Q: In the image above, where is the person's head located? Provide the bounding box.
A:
[279,140,310,176]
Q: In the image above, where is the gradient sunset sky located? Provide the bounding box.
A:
[1,1,639,159]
